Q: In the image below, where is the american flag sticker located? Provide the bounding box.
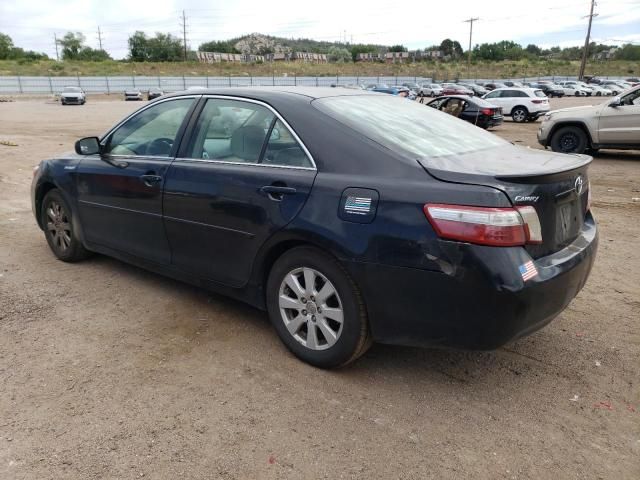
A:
[519,260,538,281]
[344,196,372,215]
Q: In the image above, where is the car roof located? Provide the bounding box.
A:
[162,86,378,101]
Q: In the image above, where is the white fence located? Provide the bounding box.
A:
[0,75,629,94]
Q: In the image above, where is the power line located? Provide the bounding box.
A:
[578,0,598,79]
[463,17,479,76]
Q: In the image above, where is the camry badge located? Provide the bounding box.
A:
[575,176,584,195]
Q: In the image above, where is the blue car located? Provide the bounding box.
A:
[32,87,597,368]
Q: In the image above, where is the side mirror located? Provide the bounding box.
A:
[75,136,101,155]
[609,97,622,108]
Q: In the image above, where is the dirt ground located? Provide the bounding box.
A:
[0,94,638,480]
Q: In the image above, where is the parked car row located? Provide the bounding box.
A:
[58,87,166,105]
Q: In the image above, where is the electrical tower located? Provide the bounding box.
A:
[180,10,188,61]
[578,0,598,80]
[464,17,479,76]
[97,26,103,51]
[54,33,59,61]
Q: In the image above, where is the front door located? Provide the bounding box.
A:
[76,97,196,264]
[598,88,640,144]
[163,97,317,287]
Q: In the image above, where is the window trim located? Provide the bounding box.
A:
[175,95,317,171]
[99,95,201,160]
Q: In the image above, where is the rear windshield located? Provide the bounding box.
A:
[534,90,546,97]
[313,95,507,158]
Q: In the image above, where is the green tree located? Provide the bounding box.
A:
[525,44,541,56]
[198,40,239,53]
[77,47,112,61]
[350,44,378,62]
[388,44,407,52]
[128,32,183,61]
[616,43,640,60]
[0,33,14,59]
[57,32,85,60]
[327,46,352,62]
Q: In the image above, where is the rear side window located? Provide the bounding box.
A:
[313,95,506,158]
[185,98,312,167]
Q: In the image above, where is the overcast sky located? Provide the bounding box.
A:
[1,0,639,59]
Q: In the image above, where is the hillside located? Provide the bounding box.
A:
[225,33,384,55]
[0,59,637,80]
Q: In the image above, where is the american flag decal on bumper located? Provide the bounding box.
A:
[519,260,538,281]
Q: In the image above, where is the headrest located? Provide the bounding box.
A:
[230,126,265,161]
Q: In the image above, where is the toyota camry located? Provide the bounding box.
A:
[31,87,598,368]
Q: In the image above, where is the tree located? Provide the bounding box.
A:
[77,47,112,61]
[525,44,541,56]
[327,46,351,62]
[439,39,462,58]
[350,44,378,62]
[128,32,183,62]
[616,43,640,61]
[388,44,407,52]
[0,33,14,59]
[198,40,239,53]
[57,32,85,60]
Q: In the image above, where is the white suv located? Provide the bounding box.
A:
[482,87,550,123]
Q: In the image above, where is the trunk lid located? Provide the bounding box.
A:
[419,145,591,258]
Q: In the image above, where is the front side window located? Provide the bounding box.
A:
[621,89,640,105]
[105,98,194,157]
[485,90,500,99]
[313,95,507,158]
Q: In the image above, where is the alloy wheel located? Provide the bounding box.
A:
[278,267,344,351]
[46,201,72,252]
[513,109,527,122]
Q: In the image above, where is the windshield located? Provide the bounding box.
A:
[63,87,81,92]
[313,95,507,158]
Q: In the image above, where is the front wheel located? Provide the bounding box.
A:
[41,189,90,262]
[266,247,371,368]
[550,126,588,154]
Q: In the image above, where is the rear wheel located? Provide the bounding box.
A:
[550,126,588,154]
[511,106,529,123]
[266,247,371,368]
[41,189,90,262]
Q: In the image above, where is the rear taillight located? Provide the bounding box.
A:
[423,204,542,247]
[531,99,545,104]
[481,108,493,115]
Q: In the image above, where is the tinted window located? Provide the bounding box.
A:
[185,99,274,162]
[262,119,312,168]
[313,95,506,158]
[485,90,501,98]
[106,98,194,157]
[621,89,640,105]
[533,90,546,97]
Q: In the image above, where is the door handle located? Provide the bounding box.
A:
[140,174,162,187]
[260,185,297,201]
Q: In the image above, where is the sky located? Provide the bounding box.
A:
[1,0,639,59]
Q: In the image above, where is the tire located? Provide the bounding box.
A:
[266,246,371,368]
[550,126,589,154]
[511,106,528,123]
[41,189,90,262]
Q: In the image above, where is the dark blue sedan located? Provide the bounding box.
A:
[31,87,598,368]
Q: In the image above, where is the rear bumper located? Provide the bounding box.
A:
[345,214,598,349]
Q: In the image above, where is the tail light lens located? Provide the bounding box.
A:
[423,204,542,247]
[531,99,544,104]
[481,108,493,115]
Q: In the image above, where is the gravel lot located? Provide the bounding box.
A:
[0,94,639,479]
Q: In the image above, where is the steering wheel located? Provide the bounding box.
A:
[146,137,173,156]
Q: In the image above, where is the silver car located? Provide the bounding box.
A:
[538,85,640,153]
[60,86,86,105]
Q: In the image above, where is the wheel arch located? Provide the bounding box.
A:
[547,121,594,148]
[510,104,529,116]
[34,181,59,230]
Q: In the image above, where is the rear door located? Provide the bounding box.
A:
[598,88,640,144]
[163,96,317,287]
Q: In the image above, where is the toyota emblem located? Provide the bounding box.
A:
[575,176,584,195]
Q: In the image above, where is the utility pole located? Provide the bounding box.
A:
[464,17,479,77]
[180,10,188,61]
[578,0,598,80]
[53,33,59,61]
[97,26,103,50]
